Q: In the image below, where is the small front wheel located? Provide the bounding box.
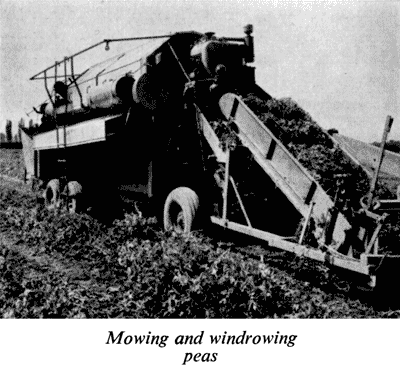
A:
[163,187,199,233]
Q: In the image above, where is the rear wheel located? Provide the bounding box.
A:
[44,179,60,210]
[163,187,199,233]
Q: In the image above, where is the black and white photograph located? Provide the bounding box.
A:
[1,0,399,366]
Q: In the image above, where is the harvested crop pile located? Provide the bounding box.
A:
[240,91,399,251]
[242,93,396,203]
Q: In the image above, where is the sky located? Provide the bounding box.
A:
[0,0,399,143]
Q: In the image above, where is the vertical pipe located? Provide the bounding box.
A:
[44,70,52,105]
[70,56,84,107]
[64,58,67,84]
[54,62,59,150]
[56,124,60,149]
[34,150,39,177]
[222,149,230,223]
[63,58,68,148]
[71,57,75,79]
[368,115,393,208]
[244,24,254,63]
[148,160,153,198]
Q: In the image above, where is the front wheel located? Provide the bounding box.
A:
[163,187,199,233]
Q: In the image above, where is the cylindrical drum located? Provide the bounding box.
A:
[132,73,158,110]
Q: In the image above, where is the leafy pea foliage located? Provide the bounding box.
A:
[2,182,399,318]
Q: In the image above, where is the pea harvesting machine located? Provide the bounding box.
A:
[21,25,400,288]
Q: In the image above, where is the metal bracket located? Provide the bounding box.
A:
[299,202,314,245]
[229,176,252,227]
[365,213,388,255]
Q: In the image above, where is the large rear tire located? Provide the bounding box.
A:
[163,187,199,233]
[44,179,60,210]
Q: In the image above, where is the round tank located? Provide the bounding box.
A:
[87,75,135,109]
[190,40,243,76]
[132,73,158,110]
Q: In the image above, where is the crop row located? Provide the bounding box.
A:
[1,180,398,318]
[0,149,25,181]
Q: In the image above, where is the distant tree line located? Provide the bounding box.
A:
[0,118,35,148]
[371,140,400,154]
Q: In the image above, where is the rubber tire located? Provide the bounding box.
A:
[44,179,60,210]
[63,181,82,214]
[163,187,199,233]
